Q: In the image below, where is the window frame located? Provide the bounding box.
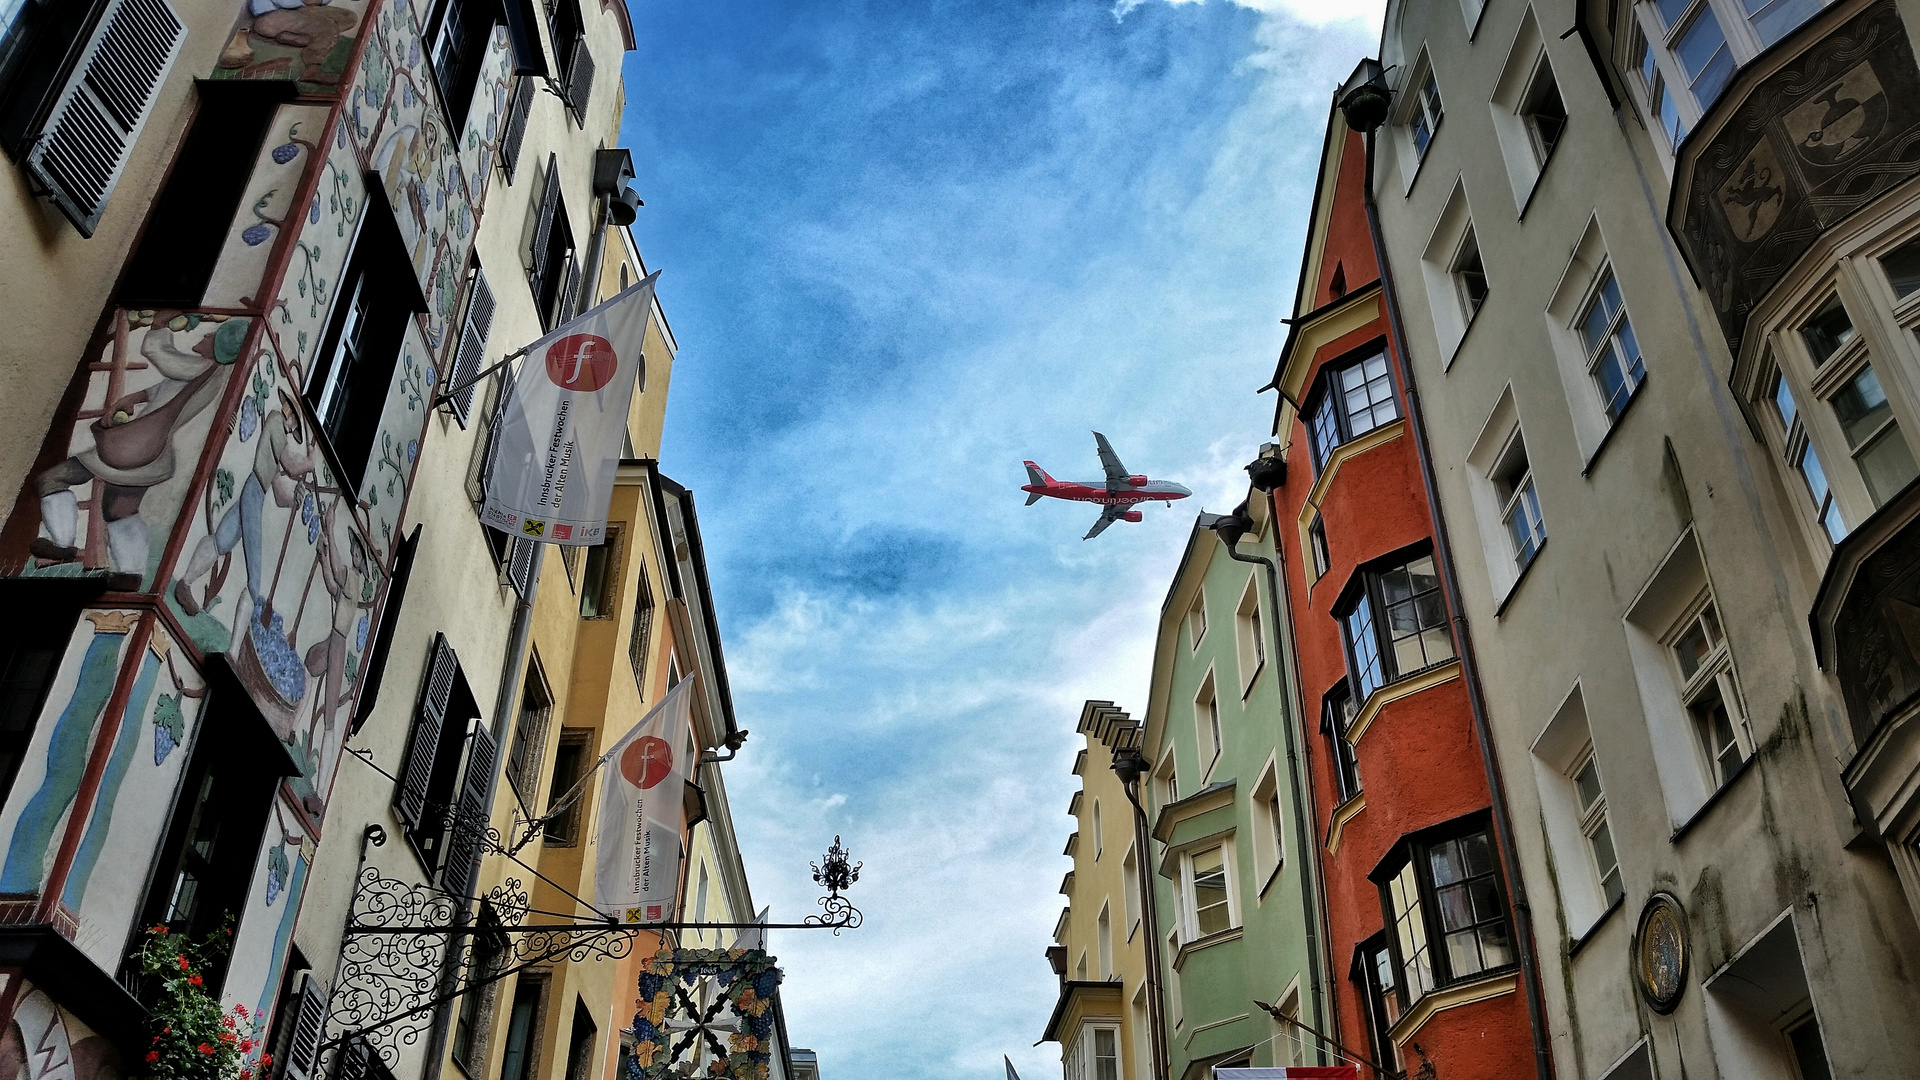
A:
[1307,514,1331,581]
[1490,428,1547,573]
[1663,592,1752,790]
[1303,343,1399,474]
[1353,933,1403,1073]
[1195,670,1222,778]
[1322,682,1363,803]
[1568,746,1624,908]
[1335,544,1456,705]
[1578,268,1647,425]
[1406,67,1444,161]
[1179,842,1238,941]
[1518,55,1567,167]
[424,0,505,135]
[1451,226,1489,325]
[1372,814,1517,1010]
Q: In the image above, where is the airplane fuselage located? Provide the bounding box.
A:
[1022,480,1193,506]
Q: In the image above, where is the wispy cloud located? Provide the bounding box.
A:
[620,1,1373,1076]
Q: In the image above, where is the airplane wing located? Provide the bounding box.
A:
[1093,431,1129,491]
[1083,505,1124,541]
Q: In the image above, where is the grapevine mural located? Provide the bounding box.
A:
[212,0,371,95]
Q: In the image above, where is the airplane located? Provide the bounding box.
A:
[1023,432,1193,540]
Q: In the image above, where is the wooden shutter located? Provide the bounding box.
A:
[396,634,458,835]
[443,724,496,897]
[500,76,533,182]
[26,0,185,237]
[351,525,421,734]
[447,268,495,426]
[282,972,328,1080]
[507,536,535,598]
[558,253,580,322]
[564,36,594,120]
[526,154,560,290]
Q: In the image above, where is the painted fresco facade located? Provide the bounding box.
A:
[0,0,628,1069]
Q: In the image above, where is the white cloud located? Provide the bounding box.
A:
[1117,0,1384,36]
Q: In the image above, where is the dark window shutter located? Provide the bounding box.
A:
[444,724,497,897]
[26,0,185,237]
[500,76,533,182]
[396,634,458,833]
[563,36,593,119]
[282,972,328,1080]
[527,154,560,288]
[507,537,535,598]
[351,524,421,734]
[559,253,580,322]
[628,569,652,696]
[447,269,496,426]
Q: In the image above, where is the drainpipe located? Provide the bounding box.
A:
[1339,77,1556,1080]
[1111,751,1171,1080]
[1200,511,1333,1068]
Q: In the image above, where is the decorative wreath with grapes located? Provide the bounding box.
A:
[628,948,783,1080]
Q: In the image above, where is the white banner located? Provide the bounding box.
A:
[481,271,661,546]
[594,678,693,923]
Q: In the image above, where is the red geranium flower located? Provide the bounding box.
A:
[263,1054,274,1067]
[188,975,204,987]
[145,1052,159,1064]
[198,1043,215,1055]
[241,1040,255,1053]
[177,955,190,971]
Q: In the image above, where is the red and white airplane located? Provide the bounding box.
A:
[1023,432,1193,539]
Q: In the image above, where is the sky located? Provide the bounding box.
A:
[615,1,1379,1076]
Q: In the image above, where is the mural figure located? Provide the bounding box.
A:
[216,0,361,90]
[1788,66,1888,166]
[32,316,246,577]
[298,497,374,811]
[174,388,315,628]
[0,990,123,1080]
[1721,155,1783,243]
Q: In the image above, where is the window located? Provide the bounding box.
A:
[0,597,79,811]
[499,74,535,182]
[1490,431,1546,571]
[1744,0,1827,46]
[525,155,578,331]
[1097,902,1113,979]
[1671,6,1734,111]
[1155,748,1177,809]
[1182,844,1235,939]
[1,0,185,234]
[1668,596,1750,788]
[1632,30,1686,148]
[1408,69,1444,158]
[451,912,506,1069]
[1305,349,1398,472]
[132,683,290,994]
[1355,934,1403,1072]
[308,208,422,493]
[1273,987,1304,1065]
[1520,62,1567,164]
[1196,674,1222,772]
[1800,295,1856,366]
[1188,594,1207,648]
[629,565,654,694]
[1251,762,1286,889]
[547,0,593,121]
[1339,551,1454,704]
[1570,750,1623,906]
[542,729,590,845]
[395,635,487,875]
[426,0,504,131]
[1580,272,1646,423]
[1308,515,1330,580]
[1131,991,1150,1080]
[119,85,287,306]
[1076,953,1087,981]
[1376,820,1514,1009]
[1880,234,1920,300]
[1092,799,1103,859]
[1236,578,1266,692]
[1122,844,1140,934]
[1066,1025,1120,1080]
[1452,227,1489,323]
[505,661,551,800]
[1828,363,1919,505]
[1323,684,1362,802]
[1768,371,1846,542]
[498,979,543,1080]
[1784,1011,1833,1080]
[563,1001,597,1080]
[577,530,619,617]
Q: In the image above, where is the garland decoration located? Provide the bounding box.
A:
[628,948,782,1080]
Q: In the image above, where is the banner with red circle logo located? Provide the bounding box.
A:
[594,677,694,922]
[481,272,660,546]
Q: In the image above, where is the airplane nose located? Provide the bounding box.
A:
[1173,484,1192,496]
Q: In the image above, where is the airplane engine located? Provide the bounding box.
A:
[1127,475,1148,487]
[1122,510,1143,522]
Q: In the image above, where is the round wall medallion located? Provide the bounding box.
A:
[1634,892,1690,1014]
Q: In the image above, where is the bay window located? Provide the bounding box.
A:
[1337,549,1454,706]
[1628,0,1838,155]
[1181,844,1236,940]
[1305,348,1398,473]
[1374,817,1516,1010]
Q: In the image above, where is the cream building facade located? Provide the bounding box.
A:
[1355,0,1920,1075]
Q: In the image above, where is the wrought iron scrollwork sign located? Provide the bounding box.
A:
[806,835,863,934]
[319,837,862,1068]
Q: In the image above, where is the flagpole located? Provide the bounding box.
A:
[432,270,663,411]
[431,344,530,411]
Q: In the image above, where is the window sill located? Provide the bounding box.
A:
[1347,659,1464,747]
[1326,791,1365,856]
[1566,894,1625,958]
[1669,756,1757,844]
[1241,660,1264,702]
[1389,968,1519,1047]
[1580,376,1650,478]
[1257,860,1284,900]
[1172,926,1244,971]
[1492,539,1546,619]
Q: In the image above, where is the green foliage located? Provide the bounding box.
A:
[133,922,268,1080]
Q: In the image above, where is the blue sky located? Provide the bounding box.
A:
[616,1,1377,1076]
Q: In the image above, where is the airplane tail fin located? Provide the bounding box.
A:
[1023,461,1052,505]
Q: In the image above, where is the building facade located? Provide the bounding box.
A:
[1134,516,1327,1080]
[1044,701,1155,1080]
[1259,103,1551,1079]
[1355,0,1920,1074]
